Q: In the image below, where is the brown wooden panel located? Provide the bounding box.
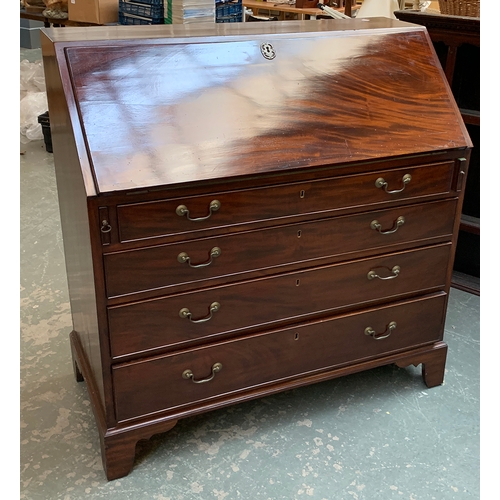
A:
[40,34,110,418]
[116,162,455,243]
[112,293,447,422]
[108,244,451,358]
[105,199,457,298]
[63,28,469,194]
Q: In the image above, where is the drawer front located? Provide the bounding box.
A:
[116,161,455,242]
[105,199,456,298]
[108,244,451,358]
[112,293,447,422]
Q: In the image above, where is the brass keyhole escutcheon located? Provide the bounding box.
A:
[260,43,276,60]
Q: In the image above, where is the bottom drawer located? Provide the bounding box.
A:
[113,293,447,422]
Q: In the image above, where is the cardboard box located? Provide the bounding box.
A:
[68,0,119,24]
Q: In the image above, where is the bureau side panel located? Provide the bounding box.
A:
[41,33,108,416]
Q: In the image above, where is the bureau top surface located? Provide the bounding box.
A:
[43,19,470,195]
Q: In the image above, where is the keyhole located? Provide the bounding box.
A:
[260,43,276,60]
[300,190,306,199]
[294,333,299,340]
[297,230,302,238]
[296,279,300,286]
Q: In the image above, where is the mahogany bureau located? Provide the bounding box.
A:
[41,18,472,480]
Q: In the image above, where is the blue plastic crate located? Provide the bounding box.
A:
[127,0,163,5]
[120,0,164,18]
[216,0,242,21]
[119,12,164,24]
[216,14,242,22]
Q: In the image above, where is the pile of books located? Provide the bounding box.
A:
[165,0,215,23]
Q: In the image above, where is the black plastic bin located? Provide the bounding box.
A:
[37,111,53,153]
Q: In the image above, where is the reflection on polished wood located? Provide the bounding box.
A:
[59,21,469,193]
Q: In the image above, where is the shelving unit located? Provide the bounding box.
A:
[394,9,480,295]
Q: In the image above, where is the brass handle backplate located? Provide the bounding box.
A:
[365,321,397,340]
[370,216,405,235]
[367,265,401,281]
[177,247,221,268]
[182,362,222,384]
[179,302,220,323]
[176,200,221,222]
[375,173,412,194]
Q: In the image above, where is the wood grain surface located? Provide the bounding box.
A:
[64,26,470,193]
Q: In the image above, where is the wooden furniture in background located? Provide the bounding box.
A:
[334,0,357,17]
[41,18,471,480]
[394,9,480,295]
[243,0,358,20]
[243,0,322,19]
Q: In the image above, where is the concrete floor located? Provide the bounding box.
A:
[20,48,480,499]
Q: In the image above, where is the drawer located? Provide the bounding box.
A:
[115,161,455,242]
[105,199,456,298]
[108,244,451,358]
[112,293,447,422]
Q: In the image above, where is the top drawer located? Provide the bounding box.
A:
[116,161,455,242]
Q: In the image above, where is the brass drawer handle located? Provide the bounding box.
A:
[365,321,397,340]
[182,362,223,384]
[367,265,401,281]
[101,219,112,233]
[179,302,220,323]
[176,199,221,222]
[177,247,221,268]
[375,174,412,194]
[370,216,405,234]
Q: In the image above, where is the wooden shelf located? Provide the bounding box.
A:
[451,271,480,296]
[460,109,480,126]
[460,214,480,235]
[395,9,480,295]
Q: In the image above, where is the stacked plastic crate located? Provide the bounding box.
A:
[164,0,215,23]
[215,0,243,22]
[119,0,165,25]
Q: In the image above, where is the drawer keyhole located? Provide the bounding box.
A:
[295,333,300,340]
[300,190,306,199]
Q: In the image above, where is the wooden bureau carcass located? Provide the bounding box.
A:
[41,18,472,480]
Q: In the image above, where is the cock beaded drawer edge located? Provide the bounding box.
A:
[41,19,471,480]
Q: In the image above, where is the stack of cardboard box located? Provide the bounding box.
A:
[68,0,119,24]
